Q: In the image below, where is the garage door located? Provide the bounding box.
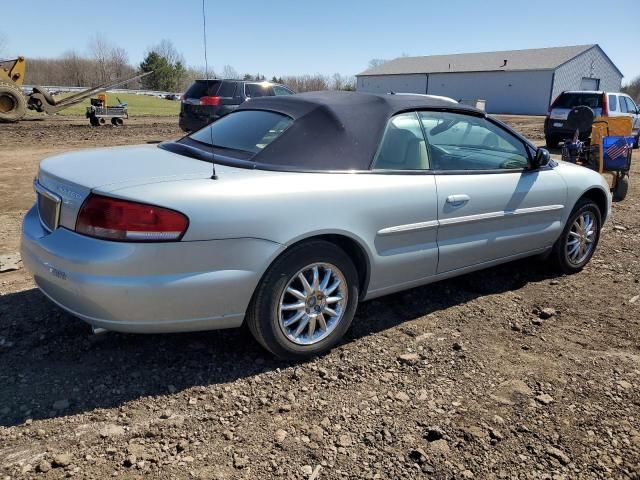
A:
[580,77,600,90]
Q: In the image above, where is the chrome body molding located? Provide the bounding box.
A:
[377,220,439,236]
[378,205,564,235]
[438,204,565,227]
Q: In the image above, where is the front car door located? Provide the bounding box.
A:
[417,111,567,273]
[367,112,439,294]
[622,96,640,136]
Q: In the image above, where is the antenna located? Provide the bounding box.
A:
[202,0,217,179]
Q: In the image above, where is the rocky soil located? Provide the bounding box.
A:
[0,115,638,479]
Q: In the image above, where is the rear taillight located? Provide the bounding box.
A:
[200,96,220,106]
[76,194,188,242]
[602,93,608,116]
[547,93,561,114]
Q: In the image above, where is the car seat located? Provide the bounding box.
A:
[375,129,429,170]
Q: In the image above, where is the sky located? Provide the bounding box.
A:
[1,0,638,83]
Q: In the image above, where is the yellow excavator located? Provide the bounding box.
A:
[0,56,150,123]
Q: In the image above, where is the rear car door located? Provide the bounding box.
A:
[418,111,566,273]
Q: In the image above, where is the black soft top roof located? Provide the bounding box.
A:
[234,91,482,171]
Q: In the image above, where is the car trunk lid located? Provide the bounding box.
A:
[36,144,214,232]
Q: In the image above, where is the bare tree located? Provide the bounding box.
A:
[222,65,239,79]
[331,73,345,90]
[622,75,640,103]
[150,39,185,66]
[89,33,113,83]
[281,74,329,92]
[368,58,388,69]
[109,47,129,78]
[182,66,213,90]
[60,50,89,86]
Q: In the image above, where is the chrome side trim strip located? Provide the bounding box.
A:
[439,204,564,227]
[378,220,439,236]
[377,205,564,236]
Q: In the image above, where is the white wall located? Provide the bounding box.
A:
[551,46,623,101]
[357,70,554,114]
[427,70,554,115]
[357,74,427,94]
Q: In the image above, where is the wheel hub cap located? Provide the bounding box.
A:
[278,262,348,346]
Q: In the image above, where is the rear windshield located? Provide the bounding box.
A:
[184,80,222,99]
[554,92,603,109]
[189,110,292,154]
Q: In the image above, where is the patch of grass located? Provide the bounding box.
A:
[29,92,180,117]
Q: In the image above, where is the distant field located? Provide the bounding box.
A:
[27,92,180,117]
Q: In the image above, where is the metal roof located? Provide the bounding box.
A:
[357,45,598,76]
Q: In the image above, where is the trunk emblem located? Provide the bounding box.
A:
[45,263,67,281]
[57,186,82,200]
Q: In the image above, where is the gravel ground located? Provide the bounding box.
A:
[0,115,638,480]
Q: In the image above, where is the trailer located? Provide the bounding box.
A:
[86,94,128,126]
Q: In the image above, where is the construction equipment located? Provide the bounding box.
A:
[0,56,151,123]
[86,93,128,126]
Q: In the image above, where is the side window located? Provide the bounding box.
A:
[372,112,429,170]
[619,97,629,113]
[624,97,638,113]
[418,111,529,171]
[245,83,272,98]
[273,85,294,96]
[217,81,237,97]
[608,95,618,112]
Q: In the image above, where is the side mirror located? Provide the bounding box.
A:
[532,148,551,169]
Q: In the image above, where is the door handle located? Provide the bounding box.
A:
[446,194,470,205]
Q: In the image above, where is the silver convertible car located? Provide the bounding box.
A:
[22,91,611,358]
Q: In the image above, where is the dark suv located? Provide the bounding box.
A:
[179,79,295,132]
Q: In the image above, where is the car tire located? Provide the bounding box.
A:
[246,240,359,359]
[550,199,601,274]
[0,81,27,123]
[545,135,561,148]
[612,175,629,202]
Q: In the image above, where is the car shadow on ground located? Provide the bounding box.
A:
[0,257,560,427]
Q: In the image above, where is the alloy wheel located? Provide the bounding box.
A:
[566,211,596,265]
[278,262,348,345]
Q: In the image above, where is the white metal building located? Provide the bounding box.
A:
[356,45,623,115]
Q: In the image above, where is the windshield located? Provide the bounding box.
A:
[189,110,293,154]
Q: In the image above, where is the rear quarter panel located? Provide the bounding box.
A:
[97,167,441,295]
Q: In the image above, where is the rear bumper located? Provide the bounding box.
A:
[544,118,589,141]
[21,206,282,333]
[178,113,213,133]
[179,104,239,132]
